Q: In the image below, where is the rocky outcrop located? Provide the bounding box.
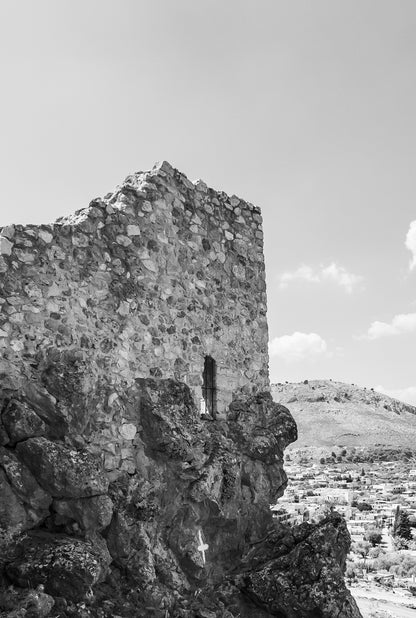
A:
[0,447,51,534]
[15,438,109,499]
[0,163,361,617]
[6,531,111,602]
[0,379,360,617]
[0,586,55,618]
[234,514,360,617]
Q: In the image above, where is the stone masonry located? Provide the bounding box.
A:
[0,161,269,474]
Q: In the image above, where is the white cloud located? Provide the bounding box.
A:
[269,332,328,362]
[321,263,363,293]
[375,385,416,407]
[405,220,416,270]
[279,265,320,287]
[279,262,363,293]
[365,312,416,340]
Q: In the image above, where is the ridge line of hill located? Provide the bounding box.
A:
[271,380,416,457]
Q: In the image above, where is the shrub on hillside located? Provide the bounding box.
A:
[368,546,383,559]
[365,530,382,547]
[353,540,371,561]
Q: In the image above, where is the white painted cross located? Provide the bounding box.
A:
[197,529,209,564]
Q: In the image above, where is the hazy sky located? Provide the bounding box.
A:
[1,1,415,403]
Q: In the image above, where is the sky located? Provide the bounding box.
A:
[0,1,415,403]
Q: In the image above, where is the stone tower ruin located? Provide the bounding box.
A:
[0,163,361,618]
[0,161,269,421]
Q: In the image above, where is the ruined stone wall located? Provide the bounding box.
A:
[0,161,269,429]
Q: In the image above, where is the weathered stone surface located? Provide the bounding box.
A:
[2,399,46,443]
[6,531,111,601]
[106,512,131,565]
[136,377,202,462]
[21,382,67,439]
[15,438,108,498]
[0,236,12,255]
[232,513,361,617]
[0,447,51,530]
[118,422,137,440]
[0,586,54,617]
[38,229,53,244]
[0,225,15,240]
[0,469,28,533]
[0,422,9,446]
[126,224,141,236]
[53,494,114,533]
[229,392,297,464]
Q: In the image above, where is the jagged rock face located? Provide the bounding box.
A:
[0,163,361,617]
[0,447,52,533]
[6,531,111,601]
[15,437,109,499]
[234,514,360,618]
[103,383,294,589]
[0,378,361,617]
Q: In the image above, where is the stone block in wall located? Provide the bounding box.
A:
[118,423,137,440]
[120,459,136,474]
[0,236,13,255]
[104,453,121,471]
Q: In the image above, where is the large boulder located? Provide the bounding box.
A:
[229,392,297,460]
[0,377,361,617]
[232,513,362,618]
[5,531,111,602]
[15,437,108,498]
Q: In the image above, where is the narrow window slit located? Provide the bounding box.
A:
[202,355,216,418]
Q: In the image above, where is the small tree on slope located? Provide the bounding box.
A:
[395,510,412,545]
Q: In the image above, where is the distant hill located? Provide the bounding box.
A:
[271,380,416,458]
